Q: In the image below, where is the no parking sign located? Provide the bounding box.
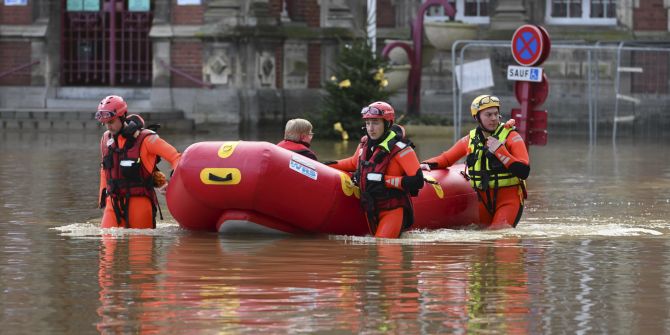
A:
[511,25,550,67]
[510,25,551,147]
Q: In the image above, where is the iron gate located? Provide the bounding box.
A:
[61,0,152,86]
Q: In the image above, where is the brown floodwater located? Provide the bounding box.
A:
[1,127,669,334]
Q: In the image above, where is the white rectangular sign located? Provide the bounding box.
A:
[454,58,494,94]
[507,65,543,82]
[177,0,201,5]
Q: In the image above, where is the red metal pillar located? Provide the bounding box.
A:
[515,81,530,141]
[381,0,454,115]
[109,0,116,86]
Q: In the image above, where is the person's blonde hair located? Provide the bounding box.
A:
[284,118,313,141]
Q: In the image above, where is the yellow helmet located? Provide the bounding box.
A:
[470,95,500,117]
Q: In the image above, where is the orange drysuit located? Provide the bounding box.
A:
[99,132,181,229]
[330,133,422,238]
[423,128,529,228]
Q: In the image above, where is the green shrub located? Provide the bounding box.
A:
[317,39,390,139]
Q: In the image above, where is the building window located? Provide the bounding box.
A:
[546,0,617,25]
[424,0,490,25]
[590,0,616,18]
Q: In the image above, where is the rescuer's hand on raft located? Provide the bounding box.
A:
[420,162,438,171]
[486,137,504,154]
[155,183,168,195]
[153,171,167,187]
[153,171,168,195]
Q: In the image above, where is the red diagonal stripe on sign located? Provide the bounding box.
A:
[519,34,536,58]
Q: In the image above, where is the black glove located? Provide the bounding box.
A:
[401,169,424,197]
[420,162,439,170]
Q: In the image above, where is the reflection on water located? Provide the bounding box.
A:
[87,233,541,334]
[1,128,670,333]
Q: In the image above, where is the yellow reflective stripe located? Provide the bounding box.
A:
[468,125,519,189]
[469,174,520,189]
[378,130,397,152]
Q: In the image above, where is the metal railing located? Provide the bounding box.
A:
[0,60,40,81]
[157,58,214,89]
[450,41,670,144]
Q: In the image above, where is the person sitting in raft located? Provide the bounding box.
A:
[276,118,318,160]
[96,95,181,229]
[326,101,424,238]
[421,95,529,229]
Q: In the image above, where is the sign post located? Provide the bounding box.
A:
[509,24,551,146]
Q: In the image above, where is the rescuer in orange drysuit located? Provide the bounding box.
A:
[96,95,181,229]
[421,95,530,229]
[327,101,424,238]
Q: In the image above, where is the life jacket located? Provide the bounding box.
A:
[354,125,415,233]
[100,128,158,228]
[466,124,522,216]
[465,124,521,190]
[276,140,317,160]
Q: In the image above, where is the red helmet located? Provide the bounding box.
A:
[360,101,395,123]
[95,95,127,122]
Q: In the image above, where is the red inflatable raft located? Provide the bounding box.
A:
[166,141,479,235]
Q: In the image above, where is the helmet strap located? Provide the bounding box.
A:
[383,120,391,132]
[474,114,482,126]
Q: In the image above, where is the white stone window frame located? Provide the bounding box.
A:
[545,0,617,26]
[423,0,491,25]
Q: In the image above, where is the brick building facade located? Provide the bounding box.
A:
[0,2,34,86]
[1,0,669,126]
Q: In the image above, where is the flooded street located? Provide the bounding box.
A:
[1,128,670,333]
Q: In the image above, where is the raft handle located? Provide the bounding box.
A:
[209,173,233,182]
